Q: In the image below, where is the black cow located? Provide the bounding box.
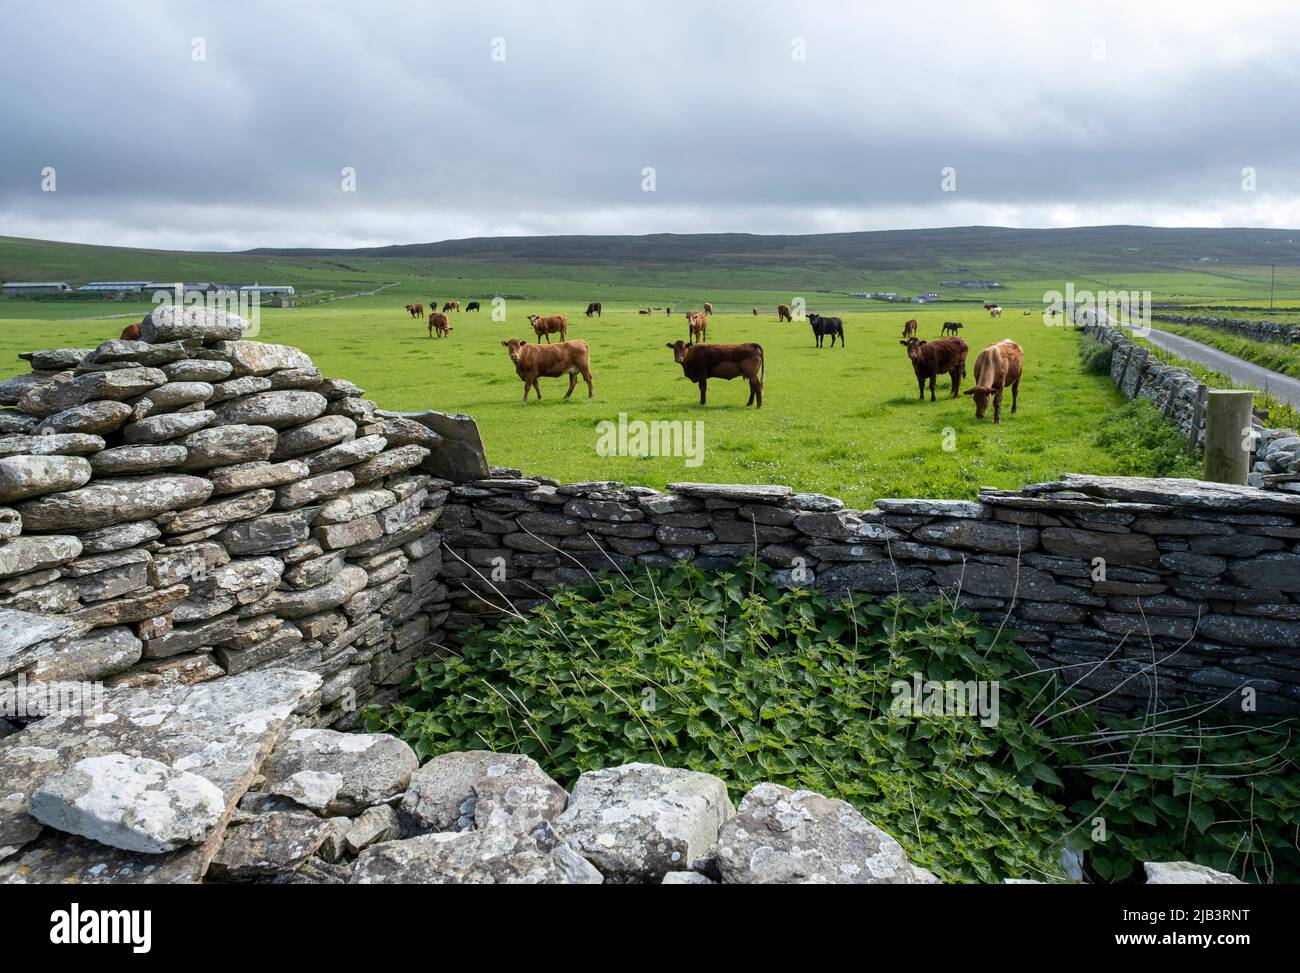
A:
[807,313,845,348]
[585,302,602,317]
[941,321,963,336]
[466,301,481,312]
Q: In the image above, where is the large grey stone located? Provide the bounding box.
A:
[122,410,216,444]
[89,445,188,475]
[350,829,602,885]
[141,304,248,343]
[17,474,213,530]
[35,401,133,436]
[243,565,367,618]
[209,811,333,880]
[552,763,734,882]
[214,390,328,430]
[0,454,92,503]
[716,782,937,884]
[271,415,357,460]
[261,728,417,816]
[387,410,488,483]
[179,424,278,470]
[30,367,168,413]
[206,341,313,377]
[0,535,83,578]
[0,608,92,677]
[28,754,225,854]
[1143,861,1244,884]
[399,751,568,835]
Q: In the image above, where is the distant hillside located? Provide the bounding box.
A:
[244,226,1300,270]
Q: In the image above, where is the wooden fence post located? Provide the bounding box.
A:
[1203,390,1256,485]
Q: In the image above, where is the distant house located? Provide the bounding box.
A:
[2,281,72,296]
[922,291,941,301]
[77,281,152,293]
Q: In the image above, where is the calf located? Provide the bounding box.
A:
[777,303,792,322]
[964,339,1023,423]
[465,301,481,312]
[119,321,143,341]
[502,338,594,401]
[703,302,713,315]
[428,312,452,338]
[902,318,918,338]
[528,313,568,342]
[585,302,602,317]
[687,311,708,342]
[899,336,968,402]
[941,321,963,336]
[807,312,844,348]
[666,340,764,407]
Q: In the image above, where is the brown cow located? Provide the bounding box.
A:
[119,321,143,341]
[502,338,593,401]
[442,301,461,312]
[528,313,568,343]
[686,311,708,342]
[964,339,1023,423]
[666,341,764,408]
[777,304,792,322]
[902,318,918,338]
[427,312,452,338]
[899,336,968,402]
[703,302,713,316]
[751,307,758,315]
[405,303,424,318]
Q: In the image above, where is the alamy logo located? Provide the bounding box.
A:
[595,413,704,467]
[49,903,151,953]
[889,672,1000,727]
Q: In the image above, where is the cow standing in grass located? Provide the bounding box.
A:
[443,300,461,312]
[502,338,594,401]
[405,303,424,318]
[428,312,452,338]
[941,322,963,336]
[902,318,918,338]
[777,303,792,322]
[465,301,481,312]
[585,302,602,317]
[528,313,568,343]
[703,302,713,315]
[120,321,143,341]
[965,339,1023,423]
[899,336,968,402]
[667,340,764,408]
[807,313,844,348]
[687,311,708,343]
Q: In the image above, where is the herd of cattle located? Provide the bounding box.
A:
[393,299,1026,421]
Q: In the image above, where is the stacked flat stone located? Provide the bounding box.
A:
[0,305,476,728]
[438,473,1300,715]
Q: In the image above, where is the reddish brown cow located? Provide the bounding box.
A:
[902,318,918,338]
[528,313,568,343]
[899,336,968,402]
[666,340,764,408]
[964,339,1023,423]
[427,312,452,338]
[777,304,792,322]
[687,311,708,342]
[501,338,593,401]
[442,301,461,312]
[703,302,713,316]
[405,303,424,318]
[120,321,143,341]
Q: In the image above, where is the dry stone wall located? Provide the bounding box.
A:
[0,306,488,729]
[438,475,1300,715]
[1150,312,1300,345]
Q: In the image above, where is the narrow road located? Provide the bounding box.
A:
[1100,310,1300,409]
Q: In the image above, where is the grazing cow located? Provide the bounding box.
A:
[119,321,143,341]
[405,303,424,318]
[501,338,594,401]
[984,303,998,310]
[941,321,963,336]
[443,301,461,312]
[807,313,845,348]
[585,302,602,317]
[965,339,1023,423]
[528,313,568,343]
[687,311,708,343]
[465,301,481,312]
[752,307,758,315]
[777,304,793,322]
[988,305,1002,317]
[902,318,918,338]
[428,312,452,338]
[1022,310,1031,316]
[666,308,672,315]
[899,336,968,402]
[703,302,713,316]
[666,340,764,407]
[638,308,651,315]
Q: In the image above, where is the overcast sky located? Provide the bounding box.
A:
[2,0,1299,251]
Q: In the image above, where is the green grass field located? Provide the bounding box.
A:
[0,285,1183,504]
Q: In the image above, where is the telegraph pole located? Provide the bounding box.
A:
[1270,264,1275,310]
